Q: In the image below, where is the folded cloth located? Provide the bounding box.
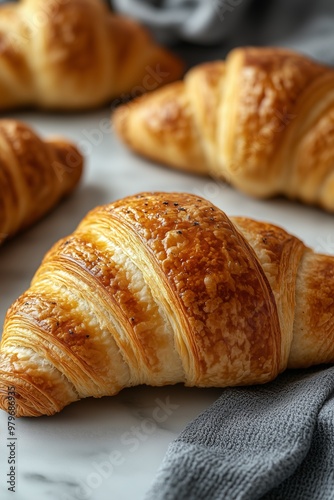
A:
[145,366,334,500]
[109,0,334,65]
[111,0,252,45]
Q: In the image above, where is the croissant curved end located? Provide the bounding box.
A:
[47,138,84,195]
[0,383,45,418]
[0,352,77,417]
[0,371,51,418]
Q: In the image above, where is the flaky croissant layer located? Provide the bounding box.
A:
[0,119,83,244]
[113,46,334,212]
[0,192,333,417]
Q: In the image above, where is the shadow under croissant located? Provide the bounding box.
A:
[26,364,333,421]
[0,384,223,421]
[0,365,332,419]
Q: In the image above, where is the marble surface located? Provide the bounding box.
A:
[0,108,334,500]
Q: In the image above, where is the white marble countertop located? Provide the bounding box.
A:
[0,108,333,500]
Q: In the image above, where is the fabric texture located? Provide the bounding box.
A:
[145,367,334,500]
[110,0,334,65]
[111,0,252,45]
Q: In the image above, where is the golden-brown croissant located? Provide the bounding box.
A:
[0,192,333,417]
[0,0,183,110]
[0,119,83,244]
[113,47,334,212]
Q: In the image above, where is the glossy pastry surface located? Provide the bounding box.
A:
[1,192,333,417]
[113,47,334,211]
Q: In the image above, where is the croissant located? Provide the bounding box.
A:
[113,47,334,212]
[0,0,183,110]
[0,119,83,244]
[1,192,333,417]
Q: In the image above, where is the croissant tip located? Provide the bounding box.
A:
[0,355,60,418]
[166,53,185,82]
[0,380,27,418]
[48,138,84,193]
[112,103,124,124]
[112,104,131,144]
[0,383,59,418]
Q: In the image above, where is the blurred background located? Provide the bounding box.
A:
[1,0,334,67]
[107,0,334,67]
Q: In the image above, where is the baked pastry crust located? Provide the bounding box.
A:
[0,119,83,243]
[113,47,334,211]
[0,192,333,417]
[0,0,183,110]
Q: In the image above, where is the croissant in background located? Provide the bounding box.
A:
[0,119,83,244]
[0,0,183,110]
[113,47,334,212]
[0,192,333,417]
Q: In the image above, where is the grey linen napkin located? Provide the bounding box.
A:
[111,0,252,45]
[145,367,334,500]
[110,0,334,65]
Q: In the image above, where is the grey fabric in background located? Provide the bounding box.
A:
[109,0,334,65]
[145,367,334,500]
[111,0,252,45]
